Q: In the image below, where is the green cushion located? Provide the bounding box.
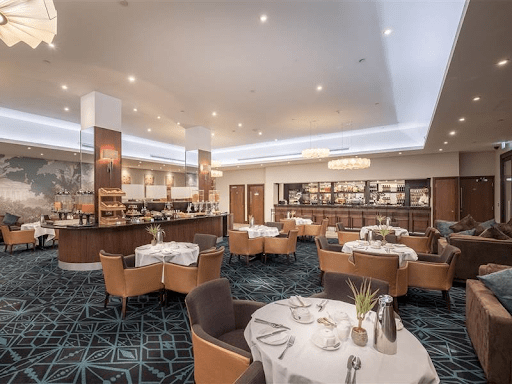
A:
[478,268,512,315]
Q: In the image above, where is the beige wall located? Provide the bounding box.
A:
[121,167,186,187]
[459,152,495,177]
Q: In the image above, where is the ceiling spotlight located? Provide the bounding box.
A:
[316,85,323,91]
[260,14,267,23]
[450,131,456,136]
[258,131,262,135]
[212,111,217,116]
[439,148,443,151]
[211,132,215,137]
[133,108,137,112]
[49,43,55,48]
[64,107,69,111]
[444,141,448,144]
[61,85,68,90]
[473,96,480,101]
[458,117,465,122]
[157,116,161,119]
[238,123,242,127]
[383,29,393,35]
[128,76,135,82]
[177,122,180,125]
[147,128,151,132]
[497,59,509,66]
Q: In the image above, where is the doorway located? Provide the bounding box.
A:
[248,184,265,225]
[433,177,459,222]
[460,176,494,222]
[230,185,245,224]
[501,150,512,223]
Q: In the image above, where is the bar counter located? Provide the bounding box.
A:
[274,204,431,233]
[46,214,227,271]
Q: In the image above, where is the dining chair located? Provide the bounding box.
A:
[185,278,265,384]
[264,221,284,231]
[234,361,266,384]
[228,230,264,265]
[337,230,360,245]
[164,246,224,295]
[349,250,409,311]
[398,227,435,253]
[1,225,36,254]
[193,233,218,252]
[99,250,164,319]
[315,237,354,284]
[316,235,344,252]
[407,244,461,310]
[279,219,296,235]
[263,229,298,263]
[311,272,389,307]
[304,218,329,240]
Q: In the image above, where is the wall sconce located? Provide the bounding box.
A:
[101,148,119,173]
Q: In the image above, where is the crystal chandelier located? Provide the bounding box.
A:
[301,120,330,159]
[0,0,57,49]
[211,170,223,178]
[328,157,371,170]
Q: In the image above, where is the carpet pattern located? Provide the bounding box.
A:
[0,239,486,383]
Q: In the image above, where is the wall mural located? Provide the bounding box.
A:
[0,155,93,223]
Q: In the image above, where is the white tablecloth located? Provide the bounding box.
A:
[245,298,439,384]
[135,242,200,267]
[360,225,409,240]
[292,218,313,225]
[342,240,417,267]
[239,225,280,239]
[20,222,55,241]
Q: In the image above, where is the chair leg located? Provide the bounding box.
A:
[32,243,35,252]
[294,252,297,261]
[121,297,127,319]
[229,253,233,263]
[320,270,324,286]
[10,245,13,254]
[245,255,250,265]
[104,293,110,308]
[442,290,451,311]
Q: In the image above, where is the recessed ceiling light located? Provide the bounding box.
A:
[398,152,402,155]
[27,147,31,150]
[40,153,44,156]
[61,85,68,90]
[260,14,267,23]
[157,116,161,119]
[177,122,180,125]
[258,132,262,135]
[458,117,465,122]
[49,43,55,48]
[128,76,136,83]
[316,85,323,91]
[450,131,456,136]
[383,29,393,35]
[238,123,242,127]
[497,59,509,66]
[147,128,151,132]
[133,108,137,112]
[211,133,215,137]
[439,148,443,151]
[74,153,77,155]
[64,107,69,111]
[473,96,480,101]
[212,111,217,116]
[444,141,448,144]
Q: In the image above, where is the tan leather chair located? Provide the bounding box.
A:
[279,219,296,235]
[304,218,329,239]
[193,233,218,252]
[234,361,266,384]
[164,246,224,294]
[263,229,298,263]
[337,230,360,245]
[99,250,164,318]
[228,230,264,265]
[349,250,408,311]
[1,225,36,254]
[264,221,284,231]
[399,227,440,254]
[408,244,461,310]
[315,237,354,284]
[185,278,265,384]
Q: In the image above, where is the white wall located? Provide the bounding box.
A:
[459,152,495,177]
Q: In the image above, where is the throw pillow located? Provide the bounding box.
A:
[457,228,476,236]
[474,218,496,236]
[449,214,478,233]
[478,268,512,315]
[495,222,512,238]
[479,226,511,240]
[436,220,457,238]
[2,213,20,226]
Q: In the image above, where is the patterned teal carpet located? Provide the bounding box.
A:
[0,238,486,383]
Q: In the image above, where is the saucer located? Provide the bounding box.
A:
[257,327,290,345]
[138,245,151,250]
[290,310,314,324]
[311,331,341,351]
[394,244,406,248]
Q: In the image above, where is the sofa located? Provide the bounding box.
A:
[466,264,512,384]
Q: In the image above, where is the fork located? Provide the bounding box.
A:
[317,299,328,312]
[278,335,295,359]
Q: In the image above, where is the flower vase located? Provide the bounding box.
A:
[151,238,157,246]
[351,327,368,347]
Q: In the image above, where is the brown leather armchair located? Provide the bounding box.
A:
[315,237,353,284]
[1,225,36,253]
[399,227,441,254]
[349,250,408,311]
[311,272,389,305]
[234,361,266,384]
[228,230,264,265]
[304,218,329,239]
[264,221,284,231]
[193,233,218,252]
[263,229,298,263]
[185,278,265,384]
[408,244,461,310]
[164,246,224,294]
[279,219,297,235]
[99,250,164,318]
[337,230,360,245]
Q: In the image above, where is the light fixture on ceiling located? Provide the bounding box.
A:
[301,120,330,159]
[61,85,68,90]
[449,131,456,135]
[316,85,323,91]
[212,111,217,116]
[211,160,221,168]
[0,0,57,48]
[458,117,465,122]
[473,96,480,101]
[328,157,371,170]
[383,29,393,35]
[128,76,135,83]
[260,14,267,23]
[497,59,509,66]
[211,170,223,178]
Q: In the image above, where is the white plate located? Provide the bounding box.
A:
[289,296,311,307]
[370,245,381,249]
[257,327,290,345]
[138,245,151,250]
[394,244,407,247]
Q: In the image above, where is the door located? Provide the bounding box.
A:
[460,176,494,222]
[248,184,265,225]
[501,150,512,223]
[230,185,245,224]
[433,177,459,222]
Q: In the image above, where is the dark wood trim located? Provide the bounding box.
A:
[500,150,512,222]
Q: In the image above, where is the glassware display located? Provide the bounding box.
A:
[75,190,95,213]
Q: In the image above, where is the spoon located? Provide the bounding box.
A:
[344,355,354,384]
[351,356,361,384]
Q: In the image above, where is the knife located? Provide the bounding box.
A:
[295,296,306,306]
[256,328,288,340]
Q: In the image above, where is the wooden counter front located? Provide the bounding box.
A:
[57,215,225,270]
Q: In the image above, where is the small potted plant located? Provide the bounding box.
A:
[376,214,385,225]
[146,224,164,246]
[375,225,392,244]
[347,278,380,346]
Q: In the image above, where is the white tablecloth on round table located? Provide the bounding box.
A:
[292,218,313,225]
[135,242,200,267]
[360,225,409,240]
[245,298,439,384]
[342,240,417,267]
[20,222,55,241]
[239,225,280,239]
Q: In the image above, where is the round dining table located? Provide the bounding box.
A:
[239,225,280,239]
[245,297,439,384]
[21,221,55,242]
[360,225,409,240]
[342,240,417,268]
[135,241,200,267]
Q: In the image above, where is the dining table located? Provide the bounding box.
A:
[239,225,280,239]
[360,225,409,240]
[245,297,439,384]
[342,240,417,267]
[292,217,313,225]
[20,221,56,247]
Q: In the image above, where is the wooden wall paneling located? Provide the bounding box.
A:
[460,176,494,222]
[433,177,459,222]
[350,209,364,229]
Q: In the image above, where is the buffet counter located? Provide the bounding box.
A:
[274,205,430,233]
[45,214,227,271]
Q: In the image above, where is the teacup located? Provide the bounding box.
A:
[318,328,337,347]
[292,307,311,321]
[332,311,349,323]
[336,323,351,340]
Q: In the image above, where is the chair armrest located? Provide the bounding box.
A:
[123,254,136,268]
[125,263,164,296]
[12,229,36,242]
[415,253,445,263]
[399,236,429,253]
[478,264,512,276]
[408,261,450,289]
[326,244,344,252]
[233,300,265,329]
[192,324,252,359]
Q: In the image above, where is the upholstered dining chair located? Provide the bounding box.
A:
[264,221,284,231]
[407,244,461,310]
[311,272,389,307]
[1,225,36,254]
[399,227,441,254]
[349,250,409,311]
[164,246,224,295]
[304,218,329,240]
[234,361,266,384]
[193,233,218,252]
[99,250,164,319]
[185,278,265,384]
[316,235,344,252]
[279,219,296,235]
[228,230,264,265]
[263,229,298,263]
[372,230,398,244]
[315,237,353,284]
[337,230,360,245]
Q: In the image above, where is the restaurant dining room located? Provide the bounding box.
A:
[1,0,512,383]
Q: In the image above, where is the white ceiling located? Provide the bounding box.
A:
[0,0,511,169]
